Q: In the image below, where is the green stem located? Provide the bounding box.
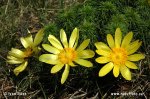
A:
[38,80,47,99]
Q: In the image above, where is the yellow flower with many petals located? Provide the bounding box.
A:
[39,28,95,84]
[95,28,145,80]
[7,28,44,76]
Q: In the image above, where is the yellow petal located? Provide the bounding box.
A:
[128,54,145,61]
[121,32,133,48]
[32,47,41,55]
[9,48,25,58]
[61,64,70,84]
[69,61,77,67]
[74,59,93,67]
[96,49,110,56]
[7,59,24,64]
[20,37,30,48]
[24,34,33,47]
[125,61,138,69]
[48,35,63,50]
[69,28,79,48]
[42,44,60,54]
[73,29,79,49]
[113,65,120,77]
[95,57,110,64]
[127,40,139,48]
[7,55,20,60]
[107,34,115,48]
[78,50,95,59]
[95,42,111,51]
[76,39,90,52]
[127,40,139,51]
[127,41,142,55]
[39,54,58,64]
[51,64,64,73]
[33,28,44,47]
[13,61,28,76]
[115,28,122,48]
[120,65,131,80]
[99,62,114,76]
[60,29,68,48]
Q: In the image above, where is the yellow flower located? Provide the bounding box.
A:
[7,28,44,76]
[39,28,95,84]
[95,28,145,80]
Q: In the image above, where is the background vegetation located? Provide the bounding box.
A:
[0,0,150,98]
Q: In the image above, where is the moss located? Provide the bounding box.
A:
[45,0,150,42]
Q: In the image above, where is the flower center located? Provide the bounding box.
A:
[110,48,127,65]
[58,48,77,64]
[24,48,33,58]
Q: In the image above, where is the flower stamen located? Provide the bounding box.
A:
[110,48,127,65]
[58,48,77,64]
[24,47,33,58]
